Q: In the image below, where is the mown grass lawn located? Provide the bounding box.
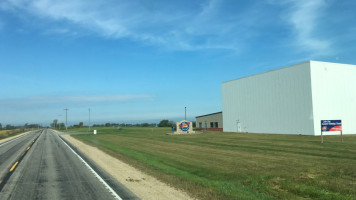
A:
[68,127,356,200]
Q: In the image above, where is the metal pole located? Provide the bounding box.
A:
[64,108,69,130]
[341,130,343,143]
[89,108,91,133]
[321,131,323,143]
[185,107,186,121]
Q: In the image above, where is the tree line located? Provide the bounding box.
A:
[0,122,41,130]
[0,119,195,131]
[93,120,177,127]
[59,120,177,128]
[92,123,158,127]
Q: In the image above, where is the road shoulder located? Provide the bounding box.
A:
[61,135,195,200]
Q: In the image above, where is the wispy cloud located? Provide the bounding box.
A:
[0,0,260,52]
[43,27,78,36]
[284,0,332,56]
[0,94,154,107]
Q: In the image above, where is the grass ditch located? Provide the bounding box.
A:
[0,129,28,140]
[68,127,356,200]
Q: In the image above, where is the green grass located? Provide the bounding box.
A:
[0,129,28,140]
[68,127,356,200]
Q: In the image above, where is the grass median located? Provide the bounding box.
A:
[68,127,356,200]
[0,129,28,140]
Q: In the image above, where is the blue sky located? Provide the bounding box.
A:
[0,0,356,126]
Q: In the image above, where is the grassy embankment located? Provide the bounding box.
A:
[0,129,28,140]
[68,127,356,200]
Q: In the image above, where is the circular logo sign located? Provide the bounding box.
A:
[179,122,190,132]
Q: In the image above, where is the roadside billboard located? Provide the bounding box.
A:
[320,120,342,143]
[321,120,342,132]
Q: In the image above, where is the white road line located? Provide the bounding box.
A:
[0,131,32,147]
[56,133,123,200]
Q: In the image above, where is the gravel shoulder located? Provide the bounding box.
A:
[61,135,195,200]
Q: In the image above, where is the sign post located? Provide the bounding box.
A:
[341,130,343,143]
[321,120,342,143]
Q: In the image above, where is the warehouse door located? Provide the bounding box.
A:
[237,120,242,132]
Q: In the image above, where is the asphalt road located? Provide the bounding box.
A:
[0,129,138,200]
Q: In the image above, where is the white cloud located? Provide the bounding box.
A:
[0,0,257,52]
[285,0,333,56]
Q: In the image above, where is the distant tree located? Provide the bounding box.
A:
[170,121,176,128]
[158,120,168,127]
[158,120,175,127]
[5,124,14,130]
[51,119,58,129]
[141,123,150,127]
[111,123,119,127]
[0,123,2,130]
[58,123,65,129]
[79,122,84,128]
[105,123,111,127]
[24,124,39,129]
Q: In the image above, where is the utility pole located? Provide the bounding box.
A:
[185,107,186,121]
[88,108,91,133]
[64,108,69,130]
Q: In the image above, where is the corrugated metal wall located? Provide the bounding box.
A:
[311,61,356,135]
[222,62,315,135]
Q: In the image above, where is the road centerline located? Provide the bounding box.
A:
[9,162,18,172]
[0,131,42,192]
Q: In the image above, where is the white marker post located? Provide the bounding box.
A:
[94,130,97,135]
[341,130,343,143]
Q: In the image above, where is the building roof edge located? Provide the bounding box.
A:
[196,111,222,118]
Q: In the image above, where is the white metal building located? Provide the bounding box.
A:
[222,61,356,135]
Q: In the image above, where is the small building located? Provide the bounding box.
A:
[196,112,223,131]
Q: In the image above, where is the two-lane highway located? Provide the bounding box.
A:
[0,129,138,200]
[0,130,42,182]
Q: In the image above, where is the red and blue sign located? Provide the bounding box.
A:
[179,121,190,132]
[321,120,342,132]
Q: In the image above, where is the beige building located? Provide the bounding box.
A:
[195,112,223,131]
